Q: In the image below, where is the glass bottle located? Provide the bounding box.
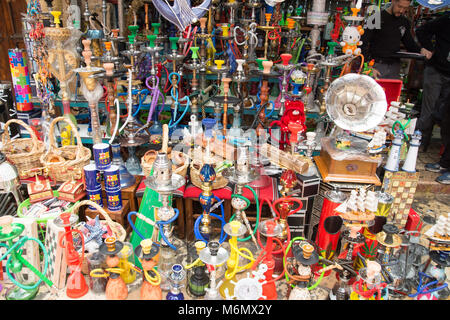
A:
[87,251,107,294]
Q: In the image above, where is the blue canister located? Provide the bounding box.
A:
[86,186,103,209]
[93,143,111,170]
[104,165,121,191]
[84,163,101,190]
[106,188,122,211]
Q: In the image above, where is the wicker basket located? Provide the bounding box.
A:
[40,117,91,183]
[141,124,189,177]
[70,200,126,242]
[1,119,46,178]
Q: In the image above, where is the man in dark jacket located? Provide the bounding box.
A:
[415,12,450,183]
[360,0,431,79]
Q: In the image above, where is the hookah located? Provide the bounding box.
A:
[211,77,241,137]
[142,34,164,88]
[194,163,227,243]
[143,152,185,290]
[270,170,304,275]
[274,53,295,116]
[166,264,186,300]
[251,218,286,300]
[183,241,210,298]
[219,220,256,299]
[166,36,190,132]
[90,237,128,300]
[74,39,105,145]
[44,11,80,126]
[134,238,162,300]
[253,60,279,137]
[117,242,137,285]
[351,260,387,300]
[222,146,261,246]
[306,0,328,57]
[199,241,230,300]
[283,239,324,300]
[257,13,278,60]
[0,216,56,300]
[54,211,89,298]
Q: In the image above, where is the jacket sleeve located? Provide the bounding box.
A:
[360,27,374,61]
[415,16,444,51]
[401,19,421,53]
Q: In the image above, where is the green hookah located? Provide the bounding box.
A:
[0,216,55,300]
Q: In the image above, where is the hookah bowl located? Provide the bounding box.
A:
[54,211,89,299]
[166,264,186,300]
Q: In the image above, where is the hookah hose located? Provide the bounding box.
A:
[255,197,297,255]
[282,236,326,290]
[408,271,448,298]
[225,234,256,280]
[0,236,53,290]
[117,88,149,118]
[168,72,190,128]
[251,235,287,284]
[194,195,228,244]
[127,208,180,251]
[108,98,121,144]
[352,278,387,300]
[145,75,165,123]
[229,185,260,243]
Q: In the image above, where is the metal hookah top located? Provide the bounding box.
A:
[222,146,259,186]
[144,152,185,194]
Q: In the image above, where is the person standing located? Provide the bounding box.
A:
[360,0,432,79]
[414,13,450,183]
[415,12,450,153]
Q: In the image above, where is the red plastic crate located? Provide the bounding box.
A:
[376,79,403,109]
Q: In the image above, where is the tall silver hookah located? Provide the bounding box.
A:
[303,0,328,112]
[144,152,186,290]
[222,146,260,247]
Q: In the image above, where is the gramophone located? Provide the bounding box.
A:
[313,74,387,186]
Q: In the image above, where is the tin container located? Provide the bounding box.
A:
[316,189,347,259]
[93,143,111,170]
[84,163,101,190]
[8,49,33,112]
[106,188,122,211]
[104,165,121,191]
[376,191,394,217]
[87,186,103,209]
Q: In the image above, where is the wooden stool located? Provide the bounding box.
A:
[83,199,130,228]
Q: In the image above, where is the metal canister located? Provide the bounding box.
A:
[87,186,103,209]
[106,188,122,211]
[316,188,347,258]
[376,191,394,218]
[104,165,121,191]
[84,164,101,190]
[93,143,112,170]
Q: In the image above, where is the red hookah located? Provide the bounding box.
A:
[253,219,286,300]
[269,100,306,150]
[58,212,89,298]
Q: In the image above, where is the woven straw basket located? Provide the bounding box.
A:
[141,124,189,177]
[70,200,126,242]
[40,117,91,183]
[1,119,46,178]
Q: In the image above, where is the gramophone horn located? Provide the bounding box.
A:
[325,73,387,132]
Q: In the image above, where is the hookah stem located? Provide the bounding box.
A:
[229,185,260,244]
[89,102,103,144]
